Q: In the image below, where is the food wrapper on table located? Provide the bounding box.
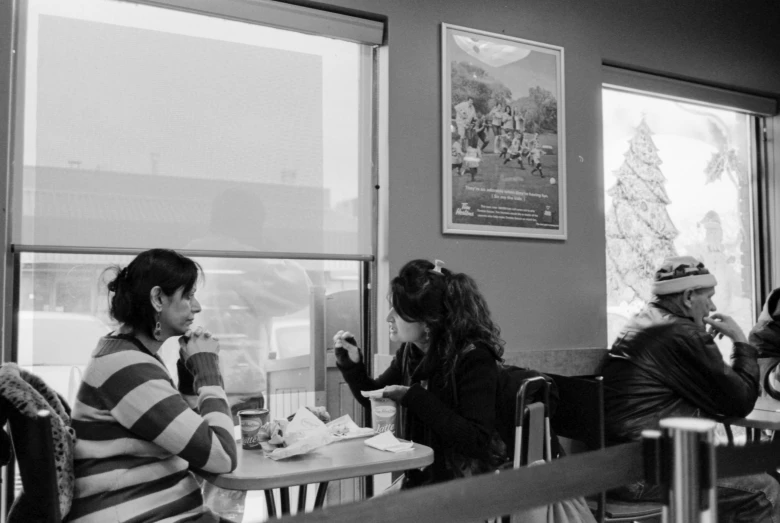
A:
[268,419,287,445]
[267,407,335,460]
[285,405,331,424]
[326,414,375,440]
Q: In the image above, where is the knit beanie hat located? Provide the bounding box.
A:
[651,256,717,296]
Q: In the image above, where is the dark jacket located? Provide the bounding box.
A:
[602,301,759,444]
[748,287,780,400]
[337,342,499,488]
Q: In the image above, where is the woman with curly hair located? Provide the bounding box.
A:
[333,259,505,489]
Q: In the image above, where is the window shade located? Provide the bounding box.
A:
[137,0,384,45]
[14,0,375,256]
[603,65,777,116]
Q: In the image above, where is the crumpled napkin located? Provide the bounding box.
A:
[267,407,334,460]
[360,388,385,399]
[326,414,375,439]
[364,431,414,453]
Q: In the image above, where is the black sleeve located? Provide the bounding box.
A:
[662,328,759,418]
[402,346,498,459]
[337,346,407,409]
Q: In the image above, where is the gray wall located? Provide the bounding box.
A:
[316,0,780,371]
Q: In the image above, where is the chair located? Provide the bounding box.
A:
[513,376,552,467]
[503,377,552,523]
[2,403,62,522]
[546,374,663,523]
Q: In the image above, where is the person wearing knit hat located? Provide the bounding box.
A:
[650,255,722,329]
[651,255,718,296]
[601,255,779,520]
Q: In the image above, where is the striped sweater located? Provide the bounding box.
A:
[67,335,237,523]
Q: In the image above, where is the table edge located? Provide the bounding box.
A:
[199,444,433,491]
[725,409,780,430]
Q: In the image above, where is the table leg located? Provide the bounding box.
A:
[724,424,734,446]
[264,490,277,518]
[365,474,374,498]
[314,482,329,508]
[280,487,291,515]
[297,484,308,513]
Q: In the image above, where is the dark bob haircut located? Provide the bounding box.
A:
[106,249,201,338]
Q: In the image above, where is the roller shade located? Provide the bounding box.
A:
[136,0,384,45]
[14,0,376,256]
[603,65,777,116]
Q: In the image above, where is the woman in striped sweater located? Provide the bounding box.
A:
[67,249,237,523]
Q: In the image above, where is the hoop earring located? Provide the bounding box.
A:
[153,312,162,341]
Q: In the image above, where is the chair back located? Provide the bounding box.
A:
[510,379,553,523]
[547,374,605,451]
[547,374,606,522]
[4,403,62,523]
[514,376,551,467]
[519,402,547,466]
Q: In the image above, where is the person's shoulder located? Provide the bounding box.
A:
[614,306,687,345]
[83,336,168,386]
[92,335,138,358]
[636,309,710,351]
[90,337,163,370]
[458,342,498,364]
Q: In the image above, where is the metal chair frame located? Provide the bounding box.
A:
[4,406,61,523]
[546,374,662,523]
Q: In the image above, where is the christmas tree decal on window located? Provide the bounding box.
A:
[606,118,678,304]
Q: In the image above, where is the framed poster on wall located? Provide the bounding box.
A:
[442,24,566,240]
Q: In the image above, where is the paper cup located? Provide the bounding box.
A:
[370,397,397,435]
[238,408,269,449]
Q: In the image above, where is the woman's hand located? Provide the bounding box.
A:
[333,330,361,365]
[382,385,409,403]
[179,326,220,360]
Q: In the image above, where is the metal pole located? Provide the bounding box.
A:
[659,417,717,523]
[309,285,326,407]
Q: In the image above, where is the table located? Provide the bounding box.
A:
[198,438,433,517]
[726,396,780,443]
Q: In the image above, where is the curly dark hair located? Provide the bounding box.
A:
[390,259,504,377]
[105,249,201,338]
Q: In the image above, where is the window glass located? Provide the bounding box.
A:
[603,88,754,358]
[9,0,376,510]
[18,0,371,255]
[18,252,360,420]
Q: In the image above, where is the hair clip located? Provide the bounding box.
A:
[431,259,445,275]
